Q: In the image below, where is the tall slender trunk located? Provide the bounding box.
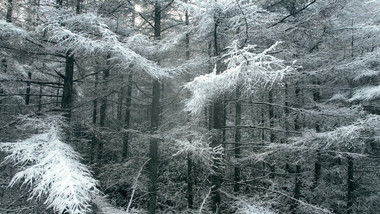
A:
[38,85,42,112]
[76,0,81,14]
[92,73,98,124]
[6,0,13,23]
[313,80,321,189]
[187,151,194,209]
[234,87,241,193]
[123,73,133,160]
[2,0,12,112]
[184,3,194,208]
[211,14,223,213]
[290,84,302,213]
[148,3,161,214]
[25,72,32,105]
[0,59,7,112]
[61,51,74,118]
[98,56,110,163]
[117,85,124,122]
[268,89,275,142]
[268,89,275,178]
[290,165,302,213]
[346,156,354,214]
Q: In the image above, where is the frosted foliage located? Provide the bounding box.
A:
[235,203,275,214]
[173,138,224,169]
[292,115,380,151]
[0,20,29,39]
[185,41,291,115]
[43,10,175,79]
[349,85,380,101]
[0,115,99,214]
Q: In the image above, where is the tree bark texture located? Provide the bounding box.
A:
[61,51,74,118]
[122,73,133,160]
[6,0,13,23]
[290,165,301,213]
[148,3,161,214]
[97,57,110,163]
[234,87,241,193]
[346,156,354,214]
[25,72,32,105]
[211,12,223,213]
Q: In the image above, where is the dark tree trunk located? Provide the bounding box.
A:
[211,98,223,214]
[148,79,160,214]
[211,12,223,213]
[268,89,275,142]
[61,51,74,118]
[187,152,194,209]
[117,86,124,122]
[122,73,133,160]
[346,156,354,214]
[234,87,241,193]
[92,73,98,124]
[268,89,275,179]
[6,0,13,23]
[0,59,7,112]
[25,72,32,105]
[97,58,110,163]
[76,0,81,14]
[313,80,321,189]
[147,3,161,214]
[56,0,62,8]
[38,85,42,112]
[290,165,302,213]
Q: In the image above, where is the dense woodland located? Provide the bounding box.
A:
[0,0,379,213]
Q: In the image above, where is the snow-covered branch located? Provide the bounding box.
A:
[0,115,99,214]
[185,40,291,115]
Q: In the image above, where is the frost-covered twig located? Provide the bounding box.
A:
[126,158,150,213]
[199,187,212,214]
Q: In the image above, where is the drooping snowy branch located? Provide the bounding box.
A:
[291,115,380,152]
[0,115,99,214]
[349,85,380,102]
[41,9,179,79]
[0,20,30,39]
[185,40,291,115]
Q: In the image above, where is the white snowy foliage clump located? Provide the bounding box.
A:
[228,196,276,214]
[0,115,99,214]
[291,115,380,151]
[349,85,380,101]
[235,203,275,214]
[173,138,224,169]
[185,40,291,115]
[42,9,177,79]
[0,20,30,39]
